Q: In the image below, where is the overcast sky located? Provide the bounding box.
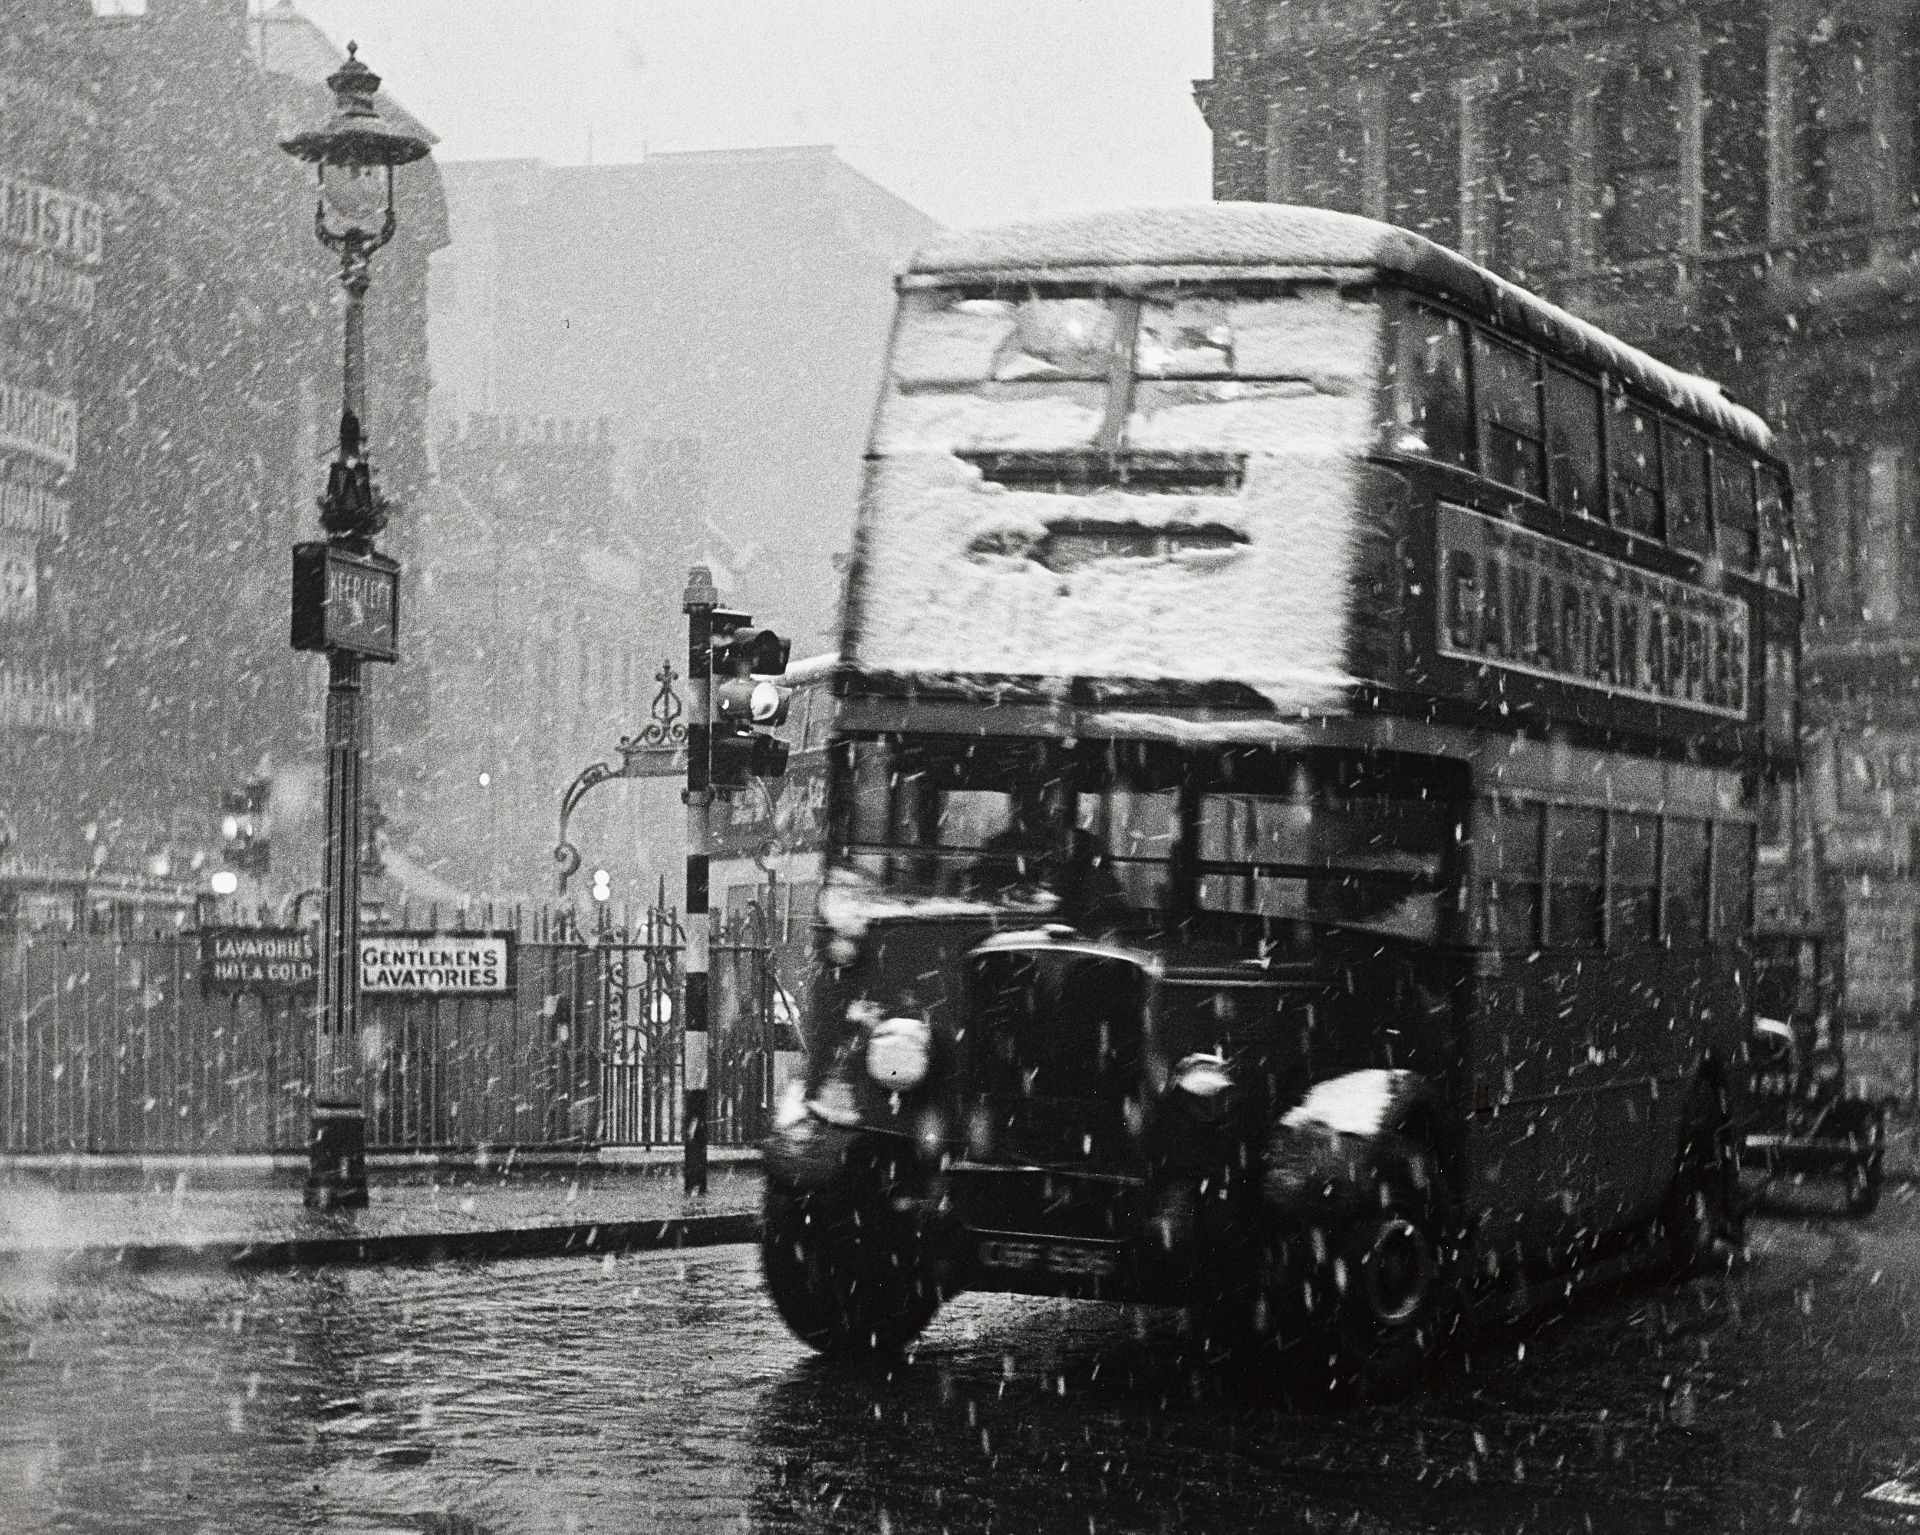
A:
[289,1,1216,230]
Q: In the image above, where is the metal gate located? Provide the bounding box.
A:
[595,905,775,1147]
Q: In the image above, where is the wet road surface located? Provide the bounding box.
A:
[4,1183,1920,1534]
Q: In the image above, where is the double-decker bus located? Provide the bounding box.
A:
[761,204,1800,1395]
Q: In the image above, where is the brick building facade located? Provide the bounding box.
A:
[0,0,443,934]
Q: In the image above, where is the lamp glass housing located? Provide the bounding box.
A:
[319,160,389,236]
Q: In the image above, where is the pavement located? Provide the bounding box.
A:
[1,1103,1913,1280]
[0,1149,763,1275]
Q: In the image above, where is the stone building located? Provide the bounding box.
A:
[0,0,443,934]
[428,149,939,662]
[407,147,936,904]
[406,412,666,904]
[1198,0,1920,1020]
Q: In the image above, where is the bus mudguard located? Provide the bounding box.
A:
[1262,1068,1439,1219]
[764,1108,871,1195]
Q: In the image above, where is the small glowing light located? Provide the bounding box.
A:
[210,871,239,895]
[478,772,491,787]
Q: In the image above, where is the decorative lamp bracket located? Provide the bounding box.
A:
[553,662,690,891]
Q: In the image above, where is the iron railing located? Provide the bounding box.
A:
[0,905,783,1156]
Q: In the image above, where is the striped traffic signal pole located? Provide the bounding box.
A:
[682,566,715,1196]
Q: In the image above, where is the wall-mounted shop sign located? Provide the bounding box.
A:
[0,170,105,266]
[199,927,318,993]
[358,933,513,996]
[1838,729,1920,813]
[0,663,93,735]
[0,532,36,624]
[1438,502,1750,720]
[0,378,77,472]
[0,476,68,539]
[291,542,400,661]
[1,246,95,317]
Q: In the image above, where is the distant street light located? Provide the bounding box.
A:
[280,44,431,1212]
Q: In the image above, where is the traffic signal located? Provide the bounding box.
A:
[590,867,612,903]
[360,796,387,879]
[219,779,270,875]
[709,613,791,787]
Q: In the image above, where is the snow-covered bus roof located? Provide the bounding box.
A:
[906,203,1775,457]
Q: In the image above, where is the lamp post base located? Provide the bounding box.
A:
[305,1103,370,1210]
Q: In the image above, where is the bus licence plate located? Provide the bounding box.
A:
[975,1237,1118,1279]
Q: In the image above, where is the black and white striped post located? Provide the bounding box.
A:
[681,565,716,1196]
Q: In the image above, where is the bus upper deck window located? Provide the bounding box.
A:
[1545,366,1602,518]
[1391,305,1470,467]
[1712,452,1757,571]
[1136,295,1233,377]
[1664,425,1709,555]
[1758,465,1794,589]
[1473,334,1545,499]
[1608,396,1663,539]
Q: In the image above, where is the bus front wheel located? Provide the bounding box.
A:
[761,1164,941,1357]
[1319,1145,1458,1400]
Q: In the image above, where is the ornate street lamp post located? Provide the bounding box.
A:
[281,45,431,1210]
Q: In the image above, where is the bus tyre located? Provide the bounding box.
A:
[761,1171,941,1357]
[1319,1144,1456,1401]
[1841,1102,1886,1218]
[1662,1088,1735,1274]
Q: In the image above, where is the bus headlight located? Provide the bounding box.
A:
[865,1016,933,1090]
[1170,1053,1232,1122]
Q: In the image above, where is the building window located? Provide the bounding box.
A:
[1387,82,1461,248]
[1596,59,1684,263]
[1802,20,1875,231]
[1271,81,1378,215]
[1489,78,1571,281]
[1812,449,1873,622]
